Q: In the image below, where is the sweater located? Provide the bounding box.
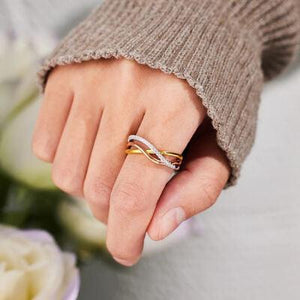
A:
[37,0,300,186]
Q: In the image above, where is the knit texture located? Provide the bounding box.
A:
[38,0,300,186]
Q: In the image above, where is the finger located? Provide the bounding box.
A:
[32,71,73,162]
[147,122,230,241]
[106,101,205,266]
[51,92,102,197]
[83,101,145,224]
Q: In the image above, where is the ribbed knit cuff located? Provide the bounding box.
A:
[38,0,300,186]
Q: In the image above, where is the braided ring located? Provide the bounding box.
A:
[125,135,183,170]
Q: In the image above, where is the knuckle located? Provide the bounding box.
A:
[114,59,141,91]
[45,67,72,94]
[173,92,189,108]
[83,178,111,209]
[118,57,139,73]
[159,99,191,127]
[111,181,148,214]
[161,83,204,126]
[198,175,221,207]
[51,167,82,196]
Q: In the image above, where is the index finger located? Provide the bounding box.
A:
[106,108,202,266]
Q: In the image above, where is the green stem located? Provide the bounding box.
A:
[0,88,38,135]
[6,89,39,124]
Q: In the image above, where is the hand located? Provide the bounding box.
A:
[32,58,230,266]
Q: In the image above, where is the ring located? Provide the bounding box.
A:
[125,135,183,170]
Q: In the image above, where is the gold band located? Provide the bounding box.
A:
[125,148,183,160]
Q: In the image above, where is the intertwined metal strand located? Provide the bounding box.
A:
[127,135,181,170]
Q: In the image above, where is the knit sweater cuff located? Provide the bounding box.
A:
[38,0,300,186]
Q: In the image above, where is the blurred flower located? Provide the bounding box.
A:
[0,96,54,189]
[58,197,107,250]
[0,225,79,300]
[0,32,55,124]
[0,32,56,190]
[0,33,36,83]
[58,197,202,257]
[0,32,55,82]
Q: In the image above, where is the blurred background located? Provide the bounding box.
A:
[1,1,300,299]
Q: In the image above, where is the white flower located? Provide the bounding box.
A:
[58,197,107,248]
[0,33,56,190]
[0,32,55,124]
[58,197,201,256]
[0,97,54,189]
[0,225,80,300]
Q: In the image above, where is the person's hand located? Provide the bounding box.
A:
[32,58,230,266]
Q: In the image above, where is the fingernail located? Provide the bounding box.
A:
[158,207,186,240]
[113,256,134,267]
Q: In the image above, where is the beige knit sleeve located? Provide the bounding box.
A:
[38,0,300,186]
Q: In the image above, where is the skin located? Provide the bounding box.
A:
[32,58,230,266]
